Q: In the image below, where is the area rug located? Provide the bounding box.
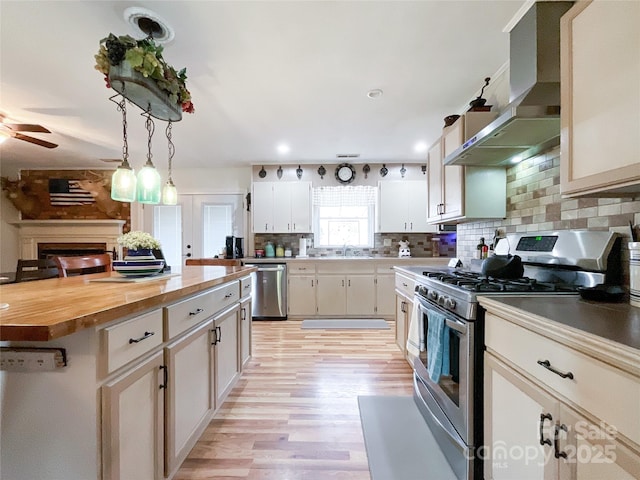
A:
[301,319,390,329]
[358,396,457,480]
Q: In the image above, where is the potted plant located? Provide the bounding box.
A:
[95,33,194,116]
[117,231,161,259]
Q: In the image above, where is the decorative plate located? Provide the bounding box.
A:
[335,163,356,184]
[113,259,165,277]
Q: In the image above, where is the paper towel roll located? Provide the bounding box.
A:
[299,238,307,257]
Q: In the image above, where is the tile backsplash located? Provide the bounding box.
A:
[456,147,640,284]
[254,232,456,258]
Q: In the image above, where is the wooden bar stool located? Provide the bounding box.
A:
[14,259,60,282]
[54,254,112,277]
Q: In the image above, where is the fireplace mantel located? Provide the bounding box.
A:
[12,220,126,260]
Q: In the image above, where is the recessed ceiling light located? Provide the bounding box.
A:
[124,7,175,43]
[367,89,383,99]
[277,143,290,154]
[414,141,428,153]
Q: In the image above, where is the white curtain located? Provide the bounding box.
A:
[312,185,377,207]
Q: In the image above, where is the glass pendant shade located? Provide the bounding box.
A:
[136,161,162,204]
[110,160,137,202]
[162,179,178,205]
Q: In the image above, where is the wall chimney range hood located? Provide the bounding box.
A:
[443,1,573,167]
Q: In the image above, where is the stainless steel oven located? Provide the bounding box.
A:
[405,230,622,480]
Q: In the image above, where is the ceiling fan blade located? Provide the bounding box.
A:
[12,132,58,149]
[4,123,51,133]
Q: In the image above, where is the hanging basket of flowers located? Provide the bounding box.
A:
[95,34,194,121]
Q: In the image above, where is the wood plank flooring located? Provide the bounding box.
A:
[174,319,414,479]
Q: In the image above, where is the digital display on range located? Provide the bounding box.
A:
[515,235,558,252]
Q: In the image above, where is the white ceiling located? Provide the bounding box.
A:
[0,0,526,172]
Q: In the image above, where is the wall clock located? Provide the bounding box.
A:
[335,163,356,184]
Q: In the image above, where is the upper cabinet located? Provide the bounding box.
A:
[378,180,437,233]
[427,113,507,224]
[560,0,640,196]
[252,181,312,233]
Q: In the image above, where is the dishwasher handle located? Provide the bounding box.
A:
[249,264,286,272]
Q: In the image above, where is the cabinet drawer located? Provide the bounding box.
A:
[317,262,374,274]
[164,282,239,340]
[240,275,252,299]
[288,262,316,274]
[102,309,163,374]
[375,261,398,274]
[395,273,415,298]
[485,313,640,445]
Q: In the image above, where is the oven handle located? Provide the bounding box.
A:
[416,298,468,335]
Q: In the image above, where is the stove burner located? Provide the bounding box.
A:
[422,270,578,293]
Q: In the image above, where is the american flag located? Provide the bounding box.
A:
[48,179,96,206]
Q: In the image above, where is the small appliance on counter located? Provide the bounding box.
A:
[225,236,244,259]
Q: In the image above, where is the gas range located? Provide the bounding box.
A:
[413,230,622,321]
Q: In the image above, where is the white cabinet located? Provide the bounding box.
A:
[560,0,640,196]
[375,273,396,317]
[102,351,164,480]
[394,271,416,360]
[288,274,317,316]
[378,181,437,233]
[316,274,347,315]
[164,321,213,477]
[316,274,375,316]
[252,181,312,233]
[346,275,376,316]
[213,305,241,406]
[483,310,640,480]
[240,298,252,367]
[427,112,506,224]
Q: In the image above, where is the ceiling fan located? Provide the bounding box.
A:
[0,114,58,149]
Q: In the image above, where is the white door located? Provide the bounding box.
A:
[145,194,246,272]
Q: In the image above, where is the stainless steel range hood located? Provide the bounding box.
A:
[443,1,573,167]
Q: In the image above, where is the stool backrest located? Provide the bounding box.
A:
[54,254,112,277]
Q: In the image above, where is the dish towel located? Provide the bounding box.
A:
[426,308,450,383]
[406,300,423,360]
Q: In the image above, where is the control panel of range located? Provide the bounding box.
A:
[416,285,457,311]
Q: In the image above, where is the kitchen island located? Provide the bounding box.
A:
[0,265,256,480]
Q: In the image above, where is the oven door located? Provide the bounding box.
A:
[412,295,475,447]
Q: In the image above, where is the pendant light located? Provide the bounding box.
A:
[137,111,162,204]
[110,96,137,201]
[162,120,178,205]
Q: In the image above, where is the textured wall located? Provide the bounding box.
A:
[457,147,640,284]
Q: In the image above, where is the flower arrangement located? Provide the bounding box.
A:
[95,33,194,113]
[117,231,161,250]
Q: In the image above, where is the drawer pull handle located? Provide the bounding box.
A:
[539,413,552,446]
[244,284,251,289]
[159,365,168,390]
[129,331,154,344]
[554,423,568,459]
[241,307,246,320]
[402,282,408,287]
[537,360,574,380]
[189,308,204,316]
[216,326,222,343]
[211,328,218,345]
[224,293,234,298]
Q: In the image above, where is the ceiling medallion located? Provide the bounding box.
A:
[335,163,356,184]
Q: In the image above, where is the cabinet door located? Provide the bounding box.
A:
[290,182,312,232]
[240,298,251,367]
[102,351,164,480]
[560,0,640,196]
[441,164,463,221]
[375,274,396,317]
[560,406,640,480]
[378,181,407,232]
[484,353,558,480]
[346,275,375,315]
[288,274,317,316]
[214,306,240,406]
[164,321,213,476]
[395,295,408,355]
[427,139,443,222]
[405,180,437,232]
[272,183,293,232]
[252,182,273,233]
[316,275,346,315]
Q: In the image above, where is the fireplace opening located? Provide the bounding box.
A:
[38,243,112,259]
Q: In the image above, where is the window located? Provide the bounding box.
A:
[313,186,376,247]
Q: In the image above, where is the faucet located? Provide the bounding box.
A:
[342,244,351,257]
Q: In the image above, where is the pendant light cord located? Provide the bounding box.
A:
[166,120,174,179]
[119,98,129,163]
[145,111,155,164]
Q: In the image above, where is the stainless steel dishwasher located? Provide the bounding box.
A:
[244,262,287,319]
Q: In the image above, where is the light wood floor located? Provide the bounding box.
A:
[174,319,414,479]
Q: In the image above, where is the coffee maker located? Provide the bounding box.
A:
[225,236,244,259]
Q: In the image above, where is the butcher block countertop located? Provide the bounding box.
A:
[0,265,256,342]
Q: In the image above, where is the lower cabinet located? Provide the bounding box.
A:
[214,304,241,407]
[288,274,317,316]
[102,351,165,480]
[375,273,396,317]
[485,354,640,480]
[164,321,213,477]
[316,275,347,315]
[316,274,375,316]
[240,297,252,367]
[394,294,412,358]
